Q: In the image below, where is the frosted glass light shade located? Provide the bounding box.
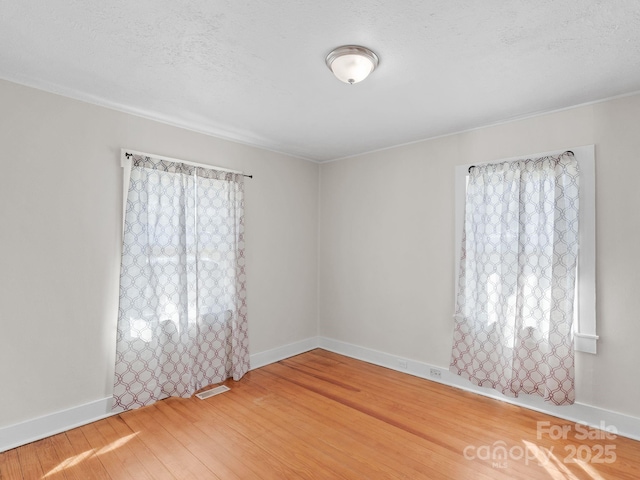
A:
[326,45,379,84]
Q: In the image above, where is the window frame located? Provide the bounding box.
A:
[454,145,598,354]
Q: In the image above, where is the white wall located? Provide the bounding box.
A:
[3,74,639,436]
[319,93,640,419]
[0,79,319,428]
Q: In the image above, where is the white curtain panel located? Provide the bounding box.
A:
[113,155,249,411]
[450,152,579,405]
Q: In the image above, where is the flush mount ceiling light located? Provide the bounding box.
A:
[325,45,379,85]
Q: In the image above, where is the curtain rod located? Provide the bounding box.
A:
[467,150,574,174]
[123,151,253,179]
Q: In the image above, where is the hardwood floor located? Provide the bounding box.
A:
[1,349,639,479]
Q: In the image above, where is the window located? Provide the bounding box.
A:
[113,150,249,412]
[454,145,597,354]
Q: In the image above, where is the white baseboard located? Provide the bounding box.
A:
[318,336,640,442]
[250,337,320,370]
[0,397,115,453]
[4,336,637,453]
[0,338,320,453]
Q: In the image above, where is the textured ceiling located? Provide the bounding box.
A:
[1,1,640,162]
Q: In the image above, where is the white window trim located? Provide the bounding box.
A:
[454,145,598,354]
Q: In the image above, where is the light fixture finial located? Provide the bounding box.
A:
[325,45,379,84]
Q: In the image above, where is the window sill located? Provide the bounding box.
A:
[575,333,599,354]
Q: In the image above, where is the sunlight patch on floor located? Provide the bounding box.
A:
[44,432,137,477]
[44,450,94,477]
[574,458,606,480]
[95,433,137,455]
[523,440,583,480]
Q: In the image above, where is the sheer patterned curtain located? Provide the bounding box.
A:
[450,152,579,405]
[113,154,249,412]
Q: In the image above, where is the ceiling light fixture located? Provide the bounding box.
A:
[325,45,379,85]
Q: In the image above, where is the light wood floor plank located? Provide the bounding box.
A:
[33,436,69,480]
[152,400,245,480]
[250,364,508,480]
[234,372,466,480]
[177,399,304,480]
[0,449,22,480]
[63,428,110,480]
[2,349,639,479]
[215,383,404,479]
[297,350,640,479]
[14,443,43,480]
[263,359,515,477]
[196,391,361,479]
[48,433,96,480]
[105,416,174,480]
[81,418,136,480]
[120,404,220,480]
